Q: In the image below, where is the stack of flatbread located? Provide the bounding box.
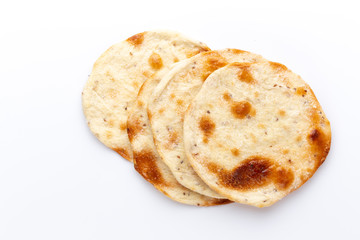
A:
[82,30,331,207]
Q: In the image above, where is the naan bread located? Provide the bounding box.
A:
[148,49,264,197]
[128,69,231,206]
[184,62,331,207]
[82,31,209,161]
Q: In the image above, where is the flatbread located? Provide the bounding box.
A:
[147,49,265,197]
[127,69,231,206]
[82,31,209,161]
[183,62,331,207]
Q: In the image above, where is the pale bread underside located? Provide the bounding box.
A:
[127,69,231,206]
[147,49,265,198]
[82,31,209,161]
[183,62,331,207]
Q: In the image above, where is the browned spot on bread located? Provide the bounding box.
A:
[269,61,287,72]
[186,46,211,58]
[282,149,289,154]
[158,108,165,114]
[237,66,255,84]
[228,49,246,54]
[127,118,143,142]
[231,148,240,156]
[231,101,252,119]
[134,150,168,187]
[274,167,294,190]
[148,52,163,70]
[176,99,183,106]
[199,116,215,138]
[201,52,228,81]
[207,157,272,190]
[132,81,140,89]
[113,147,131,160]
[296,87,307,96]
[173,57,179,62]
[142,70,152,78]
[120,123,127,131]
[137,100,144,107]
[207,156,295,191]
[170,93,175,99]
[126,32,145,46]
[296,135,302,142]
[279,110,286,116]
[223,92,232,101]
[168,131,179,145]
[211,199,233,206]
[307,128,331,169]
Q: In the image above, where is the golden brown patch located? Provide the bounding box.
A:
[200,53,228,81]
[120,123,127,131]
[211,199,233,205]
[279,110,286,116]
[134,150,168,187]
[170,93,175,99]
[296,135,302,142]
[127,118,143,142]
[228,49,246,54]
[231,148,240,156]
[231,101,252,119]
[126,32,145,46]
[186,46,211,58]
[148,52,163,70]
[269,61,287,72]
[168,131,179,145]
[113,147,131,160]
[296,87,308,96]
[199,116,216,138]
[282,149,289,154]
[176,99,183,106]
[207,156,294,191]
[158,108,165,114]
[274,167,295,190]
[142,70,152,78]
[307,128,331,169]
[237,67,255,84]
[223,92,232,101]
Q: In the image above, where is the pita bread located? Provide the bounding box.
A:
[128,69,231,206]
[148,49,265,197]
[82,31,209,161]
[183,62,331,207]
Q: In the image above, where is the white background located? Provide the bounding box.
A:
[1,0,359,239]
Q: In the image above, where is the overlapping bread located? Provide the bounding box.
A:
[183,62,331,207]
[147,49,265,198]
[127,69,231,206]
[82,31,209,161]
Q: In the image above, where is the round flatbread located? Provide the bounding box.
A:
[82,31,209,161]
[148,49,265,197]
[184,62,331,207]
[127,69,231,206]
